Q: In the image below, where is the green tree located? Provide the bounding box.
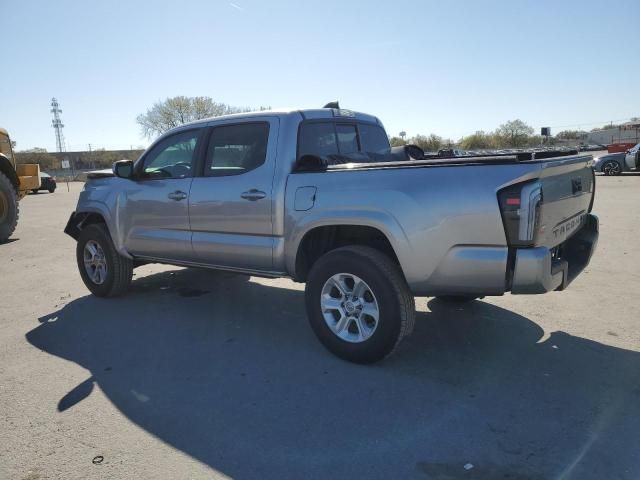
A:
[495,119,534,147]
[389,136,406,147]
[460,131,494,150]
[136,96,264,139]
[410,133,443,152]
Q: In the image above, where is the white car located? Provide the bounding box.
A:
[625,143,640,171]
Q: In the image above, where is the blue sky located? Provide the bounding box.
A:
[2,0,638,151]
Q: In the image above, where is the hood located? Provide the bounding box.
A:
[86,169,115,179]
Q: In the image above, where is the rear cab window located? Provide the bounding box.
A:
[298,121,390,166]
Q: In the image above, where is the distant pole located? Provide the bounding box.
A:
[50,98,66,153]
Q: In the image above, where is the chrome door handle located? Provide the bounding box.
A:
[168,191,187,201]
[240,189,266,201]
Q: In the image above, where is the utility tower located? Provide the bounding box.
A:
[50,97,66,152]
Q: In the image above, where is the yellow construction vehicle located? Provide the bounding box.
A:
[0,128,40,242]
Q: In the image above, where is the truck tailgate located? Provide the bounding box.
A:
[533,155,594,248]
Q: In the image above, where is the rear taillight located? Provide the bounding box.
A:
[498,181,542,247]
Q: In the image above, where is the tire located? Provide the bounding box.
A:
[48,187,55,193]
[305,246,415,364]
[602,160,622,176]
[0,172,19,243]
[76,224,133,297]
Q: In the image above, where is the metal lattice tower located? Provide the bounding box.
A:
[50,97,66,152]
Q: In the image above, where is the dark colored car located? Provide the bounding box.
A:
[32,172,57,193]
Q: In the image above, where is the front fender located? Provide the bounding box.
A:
[71,197,131,259]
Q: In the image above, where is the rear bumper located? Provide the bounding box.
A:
[511,213,598,294]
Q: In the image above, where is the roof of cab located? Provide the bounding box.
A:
[184,108,381,128]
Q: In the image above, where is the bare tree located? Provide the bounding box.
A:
[136,96,255,139]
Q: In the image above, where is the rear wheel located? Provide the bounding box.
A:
[0,172,19,243]
[305,246,415,363]
[48,187,55,193]
[76,224,133,297]
[602,160,622,176]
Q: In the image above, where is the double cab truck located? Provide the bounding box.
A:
[65,107,598,363]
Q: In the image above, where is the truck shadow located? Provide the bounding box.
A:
[27,268,640,480]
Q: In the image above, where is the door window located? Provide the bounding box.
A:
[141,129,200,179]
[205,123,270,176]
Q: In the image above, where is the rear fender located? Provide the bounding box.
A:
[285,209,410,278]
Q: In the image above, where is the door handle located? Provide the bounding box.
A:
[240,189,266,201]
[168,190,188,201]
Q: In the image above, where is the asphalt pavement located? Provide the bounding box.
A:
[1,176,639,480]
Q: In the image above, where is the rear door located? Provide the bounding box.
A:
[188,118,278,271]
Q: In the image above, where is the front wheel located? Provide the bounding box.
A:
[0,172,19,243]
[602,160,622,176]
[76,224,133,297]
[305,246,415,364]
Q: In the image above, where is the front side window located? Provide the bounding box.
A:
[141,129,200,179]
[205,123,270,176]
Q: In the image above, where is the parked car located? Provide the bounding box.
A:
[437,148,466,157]
[593,143,639,175]
[64,107,598,363]
[31,172,56,193]
[624,143,640,171]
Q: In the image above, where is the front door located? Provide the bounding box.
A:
[188,119,278,271]
[122,128,203,261]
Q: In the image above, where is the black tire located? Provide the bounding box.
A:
[434,295,479,303]
[76,224,133,297]
[48,187,55,193]
[0,172,19,243]
[305,246,415,364]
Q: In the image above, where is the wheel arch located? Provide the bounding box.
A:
[0,155,19,189]
[292,223,404,282]
[65,205,131,258]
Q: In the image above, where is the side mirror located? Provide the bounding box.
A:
[113,159,134,179]
[295,154,328,172]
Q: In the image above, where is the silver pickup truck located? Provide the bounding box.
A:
[65,107,598,363]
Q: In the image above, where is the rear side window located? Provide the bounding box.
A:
[205,123,269,176]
